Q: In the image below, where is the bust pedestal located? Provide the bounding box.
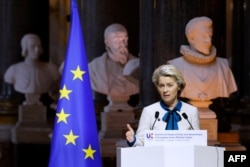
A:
[189,100,218,141]
[190,100,246,151]
[100,95,135,157]
[11,105,51,144]
[104,95,133,112]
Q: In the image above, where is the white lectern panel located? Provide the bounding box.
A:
[144,130,207,146]
[117,145,225,167]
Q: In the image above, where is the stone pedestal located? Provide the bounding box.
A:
[189,100,219,143]
[200,116,218,141]
[100,96,135,157]
[218,132,246,151]
[194,101,246,151]
[11,105,51,144]
[198,107,218,141]
[0,125,14,142]
[104,96,133,112]
[100,111,135,157]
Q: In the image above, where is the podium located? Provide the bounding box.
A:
[117,145,225,167]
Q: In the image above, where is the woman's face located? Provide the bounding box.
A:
[157,76,180,108]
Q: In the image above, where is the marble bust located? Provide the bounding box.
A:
[88,23,139,97]
[168,16,237,108]
[4,33,60,105]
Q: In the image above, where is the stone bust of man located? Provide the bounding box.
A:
[4,33,60,105]
[168,16,237,107]
[88,23,139,97]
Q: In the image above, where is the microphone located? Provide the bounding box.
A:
[182,113,194,130]
[151,111,159,130]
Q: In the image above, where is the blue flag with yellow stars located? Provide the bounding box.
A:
[48,0,102,166]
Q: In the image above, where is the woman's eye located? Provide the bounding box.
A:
[158,85,165,89]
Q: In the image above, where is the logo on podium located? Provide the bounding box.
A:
[144,130,207,146]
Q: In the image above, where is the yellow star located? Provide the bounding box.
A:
[82,145,96,160]
[63,130,79,145]
[56,108,70,124]
[59,85,72,100]
[71,65,85,80]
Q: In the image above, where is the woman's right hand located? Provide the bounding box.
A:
[125,123,135,142]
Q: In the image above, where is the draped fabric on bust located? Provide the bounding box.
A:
[160,100,182,130]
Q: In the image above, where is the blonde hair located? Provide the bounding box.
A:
[152,64,186,95]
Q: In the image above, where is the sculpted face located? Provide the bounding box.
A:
[105,31,129,65]
[189,25,213,55]
[24,36,43,60]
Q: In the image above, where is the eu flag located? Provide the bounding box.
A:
[48,0,102,166]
